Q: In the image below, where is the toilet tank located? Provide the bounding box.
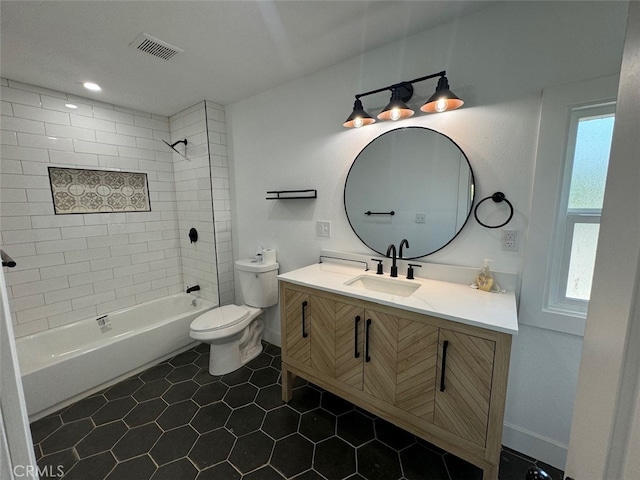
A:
[235,259,279,308]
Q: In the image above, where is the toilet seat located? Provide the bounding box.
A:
[190,305,249,333]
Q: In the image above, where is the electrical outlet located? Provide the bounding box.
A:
[502,230,519,252]
[415,213,426,223]
[317,221,331,238]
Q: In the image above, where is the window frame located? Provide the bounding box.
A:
[519,75,618,336]
[546,103,615,315]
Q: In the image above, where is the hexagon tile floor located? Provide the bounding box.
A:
[32,342,565,480]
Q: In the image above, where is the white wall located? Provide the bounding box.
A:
[0,79,183,338]
[226,1,628,468]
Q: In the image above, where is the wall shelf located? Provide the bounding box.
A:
[266,189,317,200]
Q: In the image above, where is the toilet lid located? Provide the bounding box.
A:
[191,305,249,332]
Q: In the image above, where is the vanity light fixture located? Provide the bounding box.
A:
[343,70,463,128]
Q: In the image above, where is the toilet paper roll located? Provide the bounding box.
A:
[262,249,277,265]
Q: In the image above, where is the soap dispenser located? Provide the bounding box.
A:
[476,259,494,292]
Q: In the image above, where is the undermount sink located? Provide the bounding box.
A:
[344,274,420,297]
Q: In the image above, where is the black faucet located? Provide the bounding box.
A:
[186,285,200,293]
[398,239,409,258]
[386,244,398,277]
[406,263,421,280]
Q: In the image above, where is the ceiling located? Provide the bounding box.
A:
[0,1,497,117]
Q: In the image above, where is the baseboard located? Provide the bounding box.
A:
[503,422,568,470]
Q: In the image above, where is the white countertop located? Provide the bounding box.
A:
[278,262,519,335]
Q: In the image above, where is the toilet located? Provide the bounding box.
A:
[189,259,279,375]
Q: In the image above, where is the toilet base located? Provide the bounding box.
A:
[207,317,264,375]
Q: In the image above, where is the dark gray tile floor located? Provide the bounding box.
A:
[32,342,564,480]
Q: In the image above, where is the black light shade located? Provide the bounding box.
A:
[421,76,464,113]
[377,89,415,121]
[344,71,463,127]
[343,99,376,128]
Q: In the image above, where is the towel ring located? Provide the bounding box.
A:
[474,192,513,229]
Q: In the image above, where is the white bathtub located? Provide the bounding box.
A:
[17,293,215,421]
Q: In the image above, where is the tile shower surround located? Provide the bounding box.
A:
[1,78,233,337]
[32,342,565,480]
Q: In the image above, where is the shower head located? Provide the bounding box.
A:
[163,138,187,152]
[162,138,189,161]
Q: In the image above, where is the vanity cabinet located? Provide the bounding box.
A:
[280,281,512,480]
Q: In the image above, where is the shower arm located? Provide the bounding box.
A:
[162,138,189,161]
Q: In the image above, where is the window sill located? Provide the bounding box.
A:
[519,309,586,337]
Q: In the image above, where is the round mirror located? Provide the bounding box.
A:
[344,127,474,259]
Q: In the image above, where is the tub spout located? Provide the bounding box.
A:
[186,285,200,294]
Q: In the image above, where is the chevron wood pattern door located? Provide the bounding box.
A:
[310,295,337,377]
[434,328,496,447]
[363,309,399,405]
[335,302,365,389]
[395,318,439,422]
[283,287,310,366]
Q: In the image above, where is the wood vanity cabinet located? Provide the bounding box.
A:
[280,281,512,480]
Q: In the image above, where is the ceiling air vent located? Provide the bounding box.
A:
[129,33,183,61]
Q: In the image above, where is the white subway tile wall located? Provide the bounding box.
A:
[169,101,231,306]
[206,101,234,306]
[1,79,184,337]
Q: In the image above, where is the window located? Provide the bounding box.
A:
[548,104,615,314]
[519,75,618,336]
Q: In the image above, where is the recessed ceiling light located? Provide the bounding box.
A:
[83,82,101,91]
[65,103,78,109]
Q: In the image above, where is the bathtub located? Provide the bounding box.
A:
[16,293,215,421]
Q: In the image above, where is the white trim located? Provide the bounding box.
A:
[519,75,619,337]
[503,422,568,470]
[566,3,640,475]
[0,267,38,479]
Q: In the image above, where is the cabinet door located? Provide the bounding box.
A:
[309,295,336,377]
[363,309,398,405]
[283,287,310,366]
[283,287,336,377]
[434,328,496,447]
[335,302,364,389]
[395,319,439,422]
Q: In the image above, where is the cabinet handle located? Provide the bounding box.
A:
[365,318,372,363]
[354,316,361,358]
[301,301,308,338]
[440,340,449,392]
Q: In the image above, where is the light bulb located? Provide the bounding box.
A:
[435,98,448,113]
[354,117,363,128]
[390,108,401,121]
